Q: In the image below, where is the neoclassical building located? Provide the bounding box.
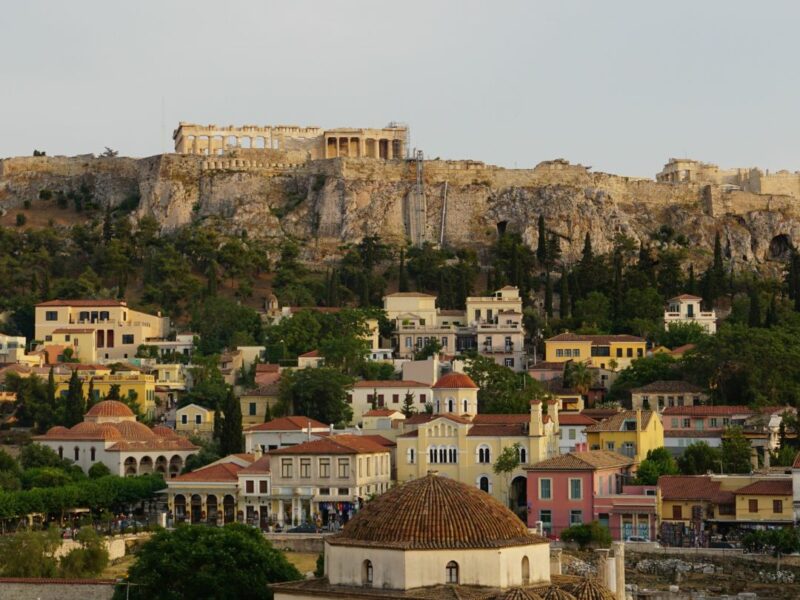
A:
[395,373,560,515]
[272,473,619,599]
[33,400,198,477]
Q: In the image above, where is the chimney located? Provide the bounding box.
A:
[547,399,559,431]
[529,400,543,437]
[307,420,312,441]
[329,423,334,435]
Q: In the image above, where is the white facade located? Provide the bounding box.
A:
[664,295,717,334]
[0,334,26,363]
[558,425,588,454]
[348,381,431,425]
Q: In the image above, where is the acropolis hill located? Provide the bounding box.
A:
[2,121,800,270]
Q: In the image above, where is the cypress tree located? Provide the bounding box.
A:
[546,233,561,267]
[687,263,697,295]
[86,377,96,409]
[748,287,762,328]
[580,232,593,266]
[63,370,85,427]
[544,271,553,318]
[206,260,218,297]
[765,294,779,328]
[559,270,571,319]
[45,367,57,430]
[536,215,547,265]
[220,389,243,455]
[398,246,409,292]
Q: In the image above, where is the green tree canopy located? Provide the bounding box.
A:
[276,367,354,426]
[676,441,721,475]
[634,447,678,485]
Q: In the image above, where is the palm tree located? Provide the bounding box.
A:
[569,362,593,399]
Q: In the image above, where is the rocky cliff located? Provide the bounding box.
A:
[2,153,799,271]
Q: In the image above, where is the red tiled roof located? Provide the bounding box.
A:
[363,408,402,417]
[403,414,436,425]
[238,455,271,475]
[85,400,134,418]
[658,475,721,501]
[629,380,705,394]
[353,380,430,388]
[172,462,242,482]
[584,410,655,432]
[733,480,792,496]
[298,350,320,358]
[106,438,198,452]
[669,343,696,356]
[246,416,328,432]
[662,405,753,417]
[528,450,633,471]
[36,299,126,307]
[359,434,396,448]
[328,473,546,550]
[433,372,478,389]
[558,413,598,426]
[270,434,389,455]
[529,362,565,370]
[668,294,703,301]
[547,333,645,345]
[256,363,280,373]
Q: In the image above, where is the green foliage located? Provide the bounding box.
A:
[677,442,721,475]
[656,322,709,349]
[219,389,244,455]
[19,444,71,470]
[0,528,60,577]
[15,213,27,227]
[58,526,109,578]
[574,291,611,331]
[465,354,543,413]
[315,551,325,577]
[560,520,612,549]
[401,391,417,417]
[607,353,682,402]
[635,447,678,485]
[191,297,262,355]
[413,337,442,361]
[182,437,221,474]
[721,426,753,473]
[742,528,800,557]
[88,462,112,479]
[116,523,302,600]
[63,369,85,427]
[360,362,396,381]
[406,243,479,309]
[21,467,76,489]
[277,368,354,426]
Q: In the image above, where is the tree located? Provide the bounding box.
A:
[105,383,121,400]
[564,361,592,398]
[0,529,60,577]
[191,297,263,355]
[656,322,708,349]
[559,270,571,318]
[464,354,543,414]
[721,426,753,473]
[607,354,681,403]
[401,391,417,417]
[219,389,244,455]
[18,444,70,470]
[560,521,611,549]
[63,370,85,427]
[677,441,722,475]
[536,215,547,265]
[544,272,553,318]
[116,524,301,600]
[89,462,112,479]
[634,448,678,485]
[573,291,611,332]
[413,337,442,361]
[319,334,369,375]
[276,368,354,425]
[398,246,409,292]
[493,443,521,508]
[748,287,762,328]
[59,526,109,578]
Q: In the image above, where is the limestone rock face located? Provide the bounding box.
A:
[2,154,800,272]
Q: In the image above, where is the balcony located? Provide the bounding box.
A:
[482,344,516,354]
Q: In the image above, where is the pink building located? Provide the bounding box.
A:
[526,450,656,541]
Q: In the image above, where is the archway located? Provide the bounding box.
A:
[190,494,202,524]
[173,494,186,522]
[522,556,530,584]
[206,495,218,524]
[509,476,527,519]
[769,234,792,261]
[124,457,137,476]
[479,476,490,493]
[223,494,235,524]
[155,455,167,474]
[240,136,251,149]
[169,455,183,478]
[254,136,265,149]
[139,456,153,475]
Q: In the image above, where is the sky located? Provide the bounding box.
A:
[2,1,800,177]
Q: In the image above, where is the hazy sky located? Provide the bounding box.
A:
[3,1,800,177]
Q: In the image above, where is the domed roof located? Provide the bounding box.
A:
[112,420,157,440]
[433,372,478,389]
[572,578,614,600]
[95,423,123,440]
[46,426,70,436]
[151,425,179,439]
[328,473,547,550]
[69,422,102,436]
[494,589,544,600]
[539,586,577,600]
[85,400,135,418]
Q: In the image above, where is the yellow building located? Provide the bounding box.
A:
[545,334,646,371]
[733,480,793,523]
[585,410,663,464]
[35,299,169,362]
[55,368,157,417]
[395,373,560,512]
[176,403,215,437]
[240,382,281,426]
[45,329,97,363]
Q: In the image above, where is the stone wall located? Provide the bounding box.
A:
[0,578,117,600]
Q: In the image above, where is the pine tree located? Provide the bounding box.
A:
[546,233,561,267]
[401,391,416,417]
[559,270,571,319]
[86,377,96,409]
[687,263,697,295]
[206,260,218,297]
[398,246,409,292]
[748,287,762,328]
[765,294,779,328]
[536,215,547,265]
[220,389,243,455]
[544,271,553,318]
[63,370,85,427]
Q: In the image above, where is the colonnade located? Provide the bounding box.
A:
[324,136,404,159]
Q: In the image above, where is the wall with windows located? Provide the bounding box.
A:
[734,493,793,522]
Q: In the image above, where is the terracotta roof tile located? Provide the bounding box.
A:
[668,294,703,301]
[662,405,753,417]
[363,408,402,417]
[328,473,547,550]
[629,380,705,394]
[238,455,271,475]
[658,475,721,501]
[172,462,242,482]
[85,400,134,418]
[558,413,598,426]
[584,410,655,432]
[270,434,389,455]
[528,451,633,471]
[36,299,126,307]
[433,373,478,389]
[246,416,328,432]
[668,343,696,356]
[733,480,792,496]
[353,380,430,389]
[547,333,645,345]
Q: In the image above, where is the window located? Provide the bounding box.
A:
[195,414,202,425]
[446,561,459,584]
[429,447,438,463]
[605,441,615,451]
[616,348,622,357]
[420,393,427,404]
[300,459,311,478]
[568,428,576,440]
[181,414,188,424]
[246,480,254,493]
[773,499,783,513]
[671,418,678,427]
[540,509,552,533]
[710,418,718,428]
[636,348,643,357]
[346,394,353,404]
[504,358,514,367]
[338,487,349,495]
[249,402,256,416]
[362,560,373,586]
[672,505,682,519]
[573,349,580,357]
[521,556,530,584]
[45,311,58,321]
[99,311,109,321]
[79,311,89,321]
[518,447,527,463]
[259,480,267,493]
[564,349,572,358]
[407,448,415,464]
[392,394,399,404]
[448,447,457,463]
[64,334,71,342]
[749,499,758,513]
[441,336,448,348]
[337,458,349,478]
[479,476,490,492]
[626,348,633,358]
[405,337,412,348]
[90,447,96,461]
[570,510,583,525]
[683,418,691,428]
[74,447,79,461]
[621,442,636,458]
[281,459,292,478]
[319,458,330,478]
[319,487,330,495]
[694,419,704,431]
[569,478,582,500]
[539,478,552,500]
[477,446,491,463]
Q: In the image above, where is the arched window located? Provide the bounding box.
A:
[477,445,491,464]
[463,399,468,413]
[447,398,454,413]
[362,560,373,585]
[446,561,459,584]
[74,446,79,461]
[58,446,63,459]
[438,447,447,463]
[478,476,490,493]
[408,448,415,464]
[436,400,440,413]
[448,447,457,463]
[519,447,527,464]
[429,447,437,464]
[90,447,96,461]
[522,556,530,584]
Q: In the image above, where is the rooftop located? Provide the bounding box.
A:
[584,410,655,432]
[36,299,127,308]
[528,450,634,471]
[733,479,792,496]
[547,333,645,345]
[246,416,329,432]
[629,380,705,394]
[432,372,478,389]
[171,461,243,482]
[85,400,134,419]
[661,405,753,417]
[270,434,389,455]
[353,380,430,389]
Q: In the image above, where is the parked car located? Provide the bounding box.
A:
[287,523,320,534]
[626,536,649,543]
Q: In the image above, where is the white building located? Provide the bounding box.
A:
[33,400,198,477]
[244,416,332,453]
[347,380,431,425]
[557,413,597,454]
[664,294,717,334]
[0,333,26,363]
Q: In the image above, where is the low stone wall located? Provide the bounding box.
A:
[0,578,117,600]
[56,532,151,560]
[264,532,329,553]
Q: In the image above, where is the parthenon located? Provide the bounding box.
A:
[172,122,408,160]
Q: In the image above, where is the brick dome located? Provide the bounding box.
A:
[495,590,544,600]
[45,426,70,436]
[85,400,135,419]
[112,420,157,440]
[69,422,102,436]
[540,586,577,600]
[432,372,478,389]
[328,472,547,550]
[572,578,614,600]
[152,425,180,439]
